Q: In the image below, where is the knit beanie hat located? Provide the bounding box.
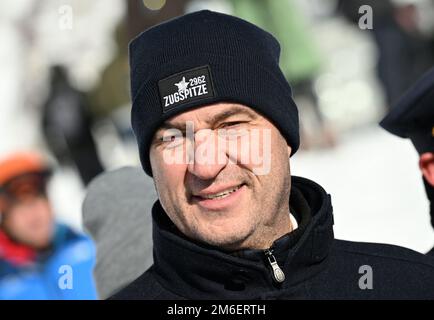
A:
[130,10,300,176]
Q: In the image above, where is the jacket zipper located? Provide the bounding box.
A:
[264,248,285,283]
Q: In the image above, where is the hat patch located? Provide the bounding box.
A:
[158,65,215,113]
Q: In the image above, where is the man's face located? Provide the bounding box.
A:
[150,103,292,250]
[2,196,54,250]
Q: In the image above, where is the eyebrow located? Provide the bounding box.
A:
[208,106,258,125]
[157,122,187,133]
[158,105,258,133]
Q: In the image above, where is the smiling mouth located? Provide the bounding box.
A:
[193,184,245,201]
[201,186,242,200]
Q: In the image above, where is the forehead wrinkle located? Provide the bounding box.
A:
[207,105,258,126]
[158,104,258,133]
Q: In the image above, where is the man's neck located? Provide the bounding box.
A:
[225,211,294,251]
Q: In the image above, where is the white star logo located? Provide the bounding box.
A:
[174,77,189,92]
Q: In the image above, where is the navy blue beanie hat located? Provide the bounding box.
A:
[130,10,300,176]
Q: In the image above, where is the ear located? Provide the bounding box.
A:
[419,152,434,186]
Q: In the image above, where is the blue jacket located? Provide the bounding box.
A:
[0,224,97,300]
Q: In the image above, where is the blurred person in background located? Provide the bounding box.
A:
[232,0,336,149]
[82,167,155,299]
[42,66,104,186]
[85,0,191,136]
[0,152,97,299]
[380,67,434,255]
[337,0,434,109]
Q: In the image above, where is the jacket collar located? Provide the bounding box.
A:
[151,176,334,299]
[0,229,36,267]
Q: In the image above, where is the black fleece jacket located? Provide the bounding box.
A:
[111,176,434,299]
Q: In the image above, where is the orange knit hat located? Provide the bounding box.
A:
[0,153,51,212]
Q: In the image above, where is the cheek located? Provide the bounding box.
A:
[4,210,27,232]
[249,128,287,176]
[151,156,187,204]
[37,203,52,224]
[271,129,290,163]
[150,145,188,175]
[226,129,273,173]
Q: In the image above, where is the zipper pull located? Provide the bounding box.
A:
[264,249,285,283]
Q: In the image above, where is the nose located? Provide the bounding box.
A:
[187,129,228,180]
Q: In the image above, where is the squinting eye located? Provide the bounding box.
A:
[161,132,184,148]
[162,134,182,142]
[221,121,244,128]
[218,121,249,136]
